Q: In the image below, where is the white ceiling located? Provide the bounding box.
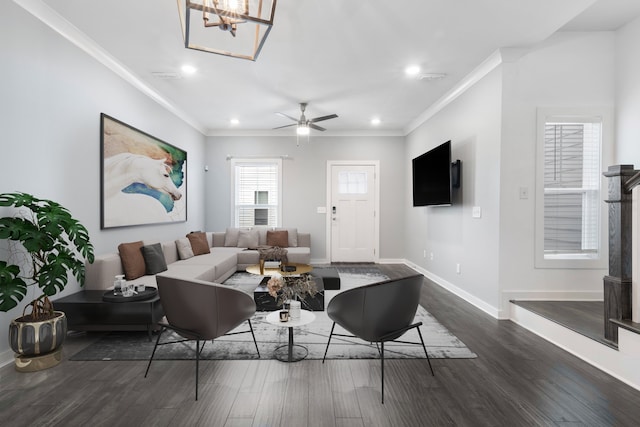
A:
[24,0,640,135]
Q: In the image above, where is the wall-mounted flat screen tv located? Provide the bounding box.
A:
[412,140,460,206]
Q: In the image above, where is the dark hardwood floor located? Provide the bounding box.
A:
[2,264,640,426]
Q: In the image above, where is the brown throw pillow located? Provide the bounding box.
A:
[187,232,210,255]
[118,241,146,280]
[267,230,289,247]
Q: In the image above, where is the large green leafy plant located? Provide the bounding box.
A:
[0,192,94,313]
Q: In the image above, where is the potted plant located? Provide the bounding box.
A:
[0,192,94,371]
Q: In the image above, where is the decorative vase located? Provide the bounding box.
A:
[289,300,301,320]
[9,311,67,372]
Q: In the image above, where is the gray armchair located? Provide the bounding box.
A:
[322,274,434,403]
[144,275,260,400]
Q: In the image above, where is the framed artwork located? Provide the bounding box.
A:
[100,113,187,229]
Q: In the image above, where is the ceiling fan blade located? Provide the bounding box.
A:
[273,123,297,130]
[275,112,299,122]
[309,123,326,131]
[309,114,338,123]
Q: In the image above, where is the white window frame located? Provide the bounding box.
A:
[230,158,282,227]
[535,107,612,270]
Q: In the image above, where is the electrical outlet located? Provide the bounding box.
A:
[456,263,461,274]
[430,252,434,261]
[423,249,427,258]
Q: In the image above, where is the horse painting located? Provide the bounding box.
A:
[103,153,185,228]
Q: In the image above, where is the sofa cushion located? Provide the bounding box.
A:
[160,240,179,265]
[117,241,146,280]
[224,227,240,247]
[212,232,226,247]
[267,230,289,247]
[237,229,259,248]
[284,247,310,264]
[175,238,194,260]
[140,243,168,275]
[162,264,217,282]
[187,232,210,255]
[255,226,269,246]
[237,249,260,266]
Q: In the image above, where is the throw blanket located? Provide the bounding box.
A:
[257,246,288,263]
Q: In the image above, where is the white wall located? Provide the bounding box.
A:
[405,68,504,313]
[499,32,615,316]
[0,2,206,360]
[616,15,640,322]
[203,135,406,261]
[616,15,640,165]
[404,32,617,318]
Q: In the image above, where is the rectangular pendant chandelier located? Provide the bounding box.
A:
[177,0,277,61]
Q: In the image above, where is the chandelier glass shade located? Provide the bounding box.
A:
[177,0,277,61]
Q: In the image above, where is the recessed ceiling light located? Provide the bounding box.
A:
[371,118,381,126]
[181,64,197,75]
[230,118,240,125]
[405,65,421,76]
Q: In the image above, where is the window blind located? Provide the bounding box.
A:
[543,120,601,256]
[234,162,279,227]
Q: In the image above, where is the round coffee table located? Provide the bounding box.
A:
[265,309,315,362]
[246,263,313,277]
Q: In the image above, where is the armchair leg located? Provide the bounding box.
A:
[416,326,434,376]
[381,341,385,404]
[144,326,164,378]
[247,319,260,358]
[195,338,200,401]
[322,322,336,363]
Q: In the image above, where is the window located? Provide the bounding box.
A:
[338,171,368,194]
[231,159,282,227]
[535,108,611,269]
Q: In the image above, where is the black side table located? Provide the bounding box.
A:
[53,289,164,340]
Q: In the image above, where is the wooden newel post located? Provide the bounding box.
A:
[603,164,636,343]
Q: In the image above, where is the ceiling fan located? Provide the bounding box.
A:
[273,103,338,135]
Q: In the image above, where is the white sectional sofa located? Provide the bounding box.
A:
[85,228,311,291]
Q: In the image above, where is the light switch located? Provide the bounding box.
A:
[317,207,327,214]
[472,206,482,218]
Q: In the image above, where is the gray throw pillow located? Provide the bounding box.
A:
[224,227,240,247]
[237,229,259,248]
[140,243,168,275]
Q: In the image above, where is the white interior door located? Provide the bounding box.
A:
[330,164,377,262]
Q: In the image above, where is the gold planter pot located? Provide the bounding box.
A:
[9,311,67,372]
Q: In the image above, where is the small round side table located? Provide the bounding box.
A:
[265,309,315,362]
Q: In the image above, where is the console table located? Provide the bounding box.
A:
[53,290,163,340]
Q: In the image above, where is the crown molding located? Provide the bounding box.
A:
[403,48,529,135]
[206,129,405,137]
[13,0,206,135]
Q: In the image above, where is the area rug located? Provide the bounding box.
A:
[70,267,477,361]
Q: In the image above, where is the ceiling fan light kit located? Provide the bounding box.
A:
[275,103,339,139]
[177,0,277,61]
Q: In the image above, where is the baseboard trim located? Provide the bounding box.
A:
[0,349,14,369]
[403,260,500,319]
[511,303,640,391]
